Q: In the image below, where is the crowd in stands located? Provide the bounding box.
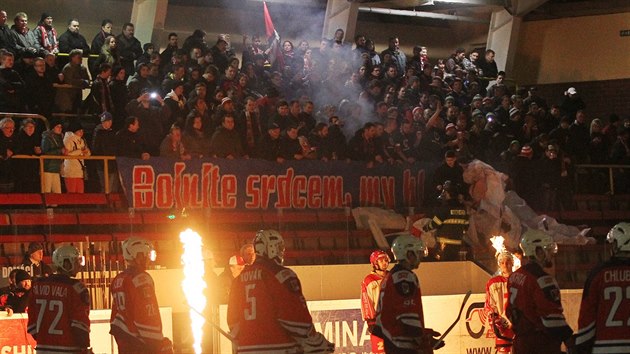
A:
[0,10,629,208]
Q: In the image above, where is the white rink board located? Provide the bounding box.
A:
[219,291,582,354]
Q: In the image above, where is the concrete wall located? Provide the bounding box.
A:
[513,12,630,84]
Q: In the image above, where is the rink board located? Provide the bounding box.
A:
[219,290,582,354]
[0,308,172,354]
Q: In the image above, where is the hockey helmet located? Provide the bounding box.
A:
[607,222,630,254]
[253,229,285,265]
[52,245,84,274]
[519,229,557,257]
[122,237,156,262]
[369,250,390,269]
[391,234,428,265]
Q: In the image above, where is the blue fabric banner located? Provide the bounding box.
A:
[117,157,430,210]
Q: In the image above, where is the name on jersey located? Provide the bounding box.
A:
[240,268,263,282]
[604,269,630,283]
[32,284,68,297]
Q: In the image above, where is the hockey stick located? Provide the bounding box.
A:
[433,290,472,349]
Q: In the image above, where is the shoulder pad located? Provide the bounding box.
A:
[132,272,154,288]
[275,267,302,293]
[72,281,87,294]
[391,269,418,286]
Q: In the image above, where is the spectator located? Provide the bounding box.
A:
[11,12,44,59]
[279,124,305,160]
[33,13,58,55]
[255,122,282,162]
[89,19,113,76]
[22,241,53,278]
[84,63,113,115]
[432,150,465,198]
[56,49,90,113]
[509,145,538,206]
[127,63,151,100]
[445,48,465,74]
[109,66,129,130]
[0,50,25,112]
[14,118,41,192]
[380,37,406,78]
[137,42,154,67]
[348,122,384,167]
[478,49,498,78]
[116,23,142,80]
[462,50,479,74]
[182,29,207,56]
[23,57,55,119]
[160,125,190,160]
[217,255,245,304]
[92,112,119,192]
[567,110,590,164]
[560,87,586,120]
[0,117,16,191]
[522,86,548,111]
[159,32,178,74]
[182,112,210,159]
[115,116,150,160]
[57,18,90,68]
[164,81,187,129]
[125,91,170,156]
[588,118,608,164]
[92,35,119,74]
[41,119,64,193]
[210,37,229,73]
[538,144,562,211]
[1,269,31,315]
[237,96,264,156]
[0,11,17,55]
[210,114,245,159]
[63,121,90,193]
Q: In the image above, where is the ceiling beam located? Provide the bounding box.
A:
[358,6,490,23]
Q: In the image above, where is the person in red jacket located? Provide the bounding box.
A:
[110,237,173,354]
[227,229,334,354]
[361,250,390,353]
[374,234,443,354]
[574,222,630,354]
[484,251,515,353]
[507,230,573,354]
[27,245,91,353]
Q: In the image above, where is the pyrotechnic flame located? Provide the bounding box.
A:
[180,229,207,354]
[490,235,520,272]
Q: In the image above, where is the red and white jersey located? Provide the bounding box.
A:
[361,271,387,322]
[507,261,572,352]
[575,257,630,354]
[27,274,91,353]
[110,267,165,351]
[374,264,425,351]
[485,274,513,350]
[227,257,329,354]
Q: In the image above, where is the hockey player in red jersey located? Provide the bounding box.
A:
[110,237,173,354]
[373,234,443,354]
[507,229,573,354]
[227,229,334,354]
[574,222,630,354]
[27,245,92,353]
[484,251,515,353]
[361,250,390,353]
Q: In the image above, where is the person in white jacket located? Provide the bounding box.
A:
[63,121,90,193]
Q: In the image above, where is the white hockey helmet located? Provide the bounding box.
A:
[607,222,630,254]
[52,245,84,274]
[391,234,428,265]
[122,237,156,262]
[253,229,285,265]
[519,229,557,257]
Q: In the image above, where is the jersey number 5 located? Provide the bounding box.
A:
[35,299,64,335]
[604,286,630,327]
[244,284,256,320]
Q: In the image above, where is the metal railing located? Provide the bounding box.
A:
[12,155,117,194]
[575,163,630,195]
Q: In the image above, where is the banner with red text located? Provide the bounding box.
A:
[117,157,433,210]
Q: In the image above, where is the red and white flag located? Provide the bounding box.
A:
[263,1,283,68]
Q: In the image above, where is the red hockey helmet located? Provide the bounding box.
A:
[369,250,390,269]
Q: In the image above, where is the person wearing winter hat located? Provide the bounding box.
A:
[63,121,90,193]
[33,13,59,55]
[41,118,65,193]
[0,269,32,315]
[21,241,53,278]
